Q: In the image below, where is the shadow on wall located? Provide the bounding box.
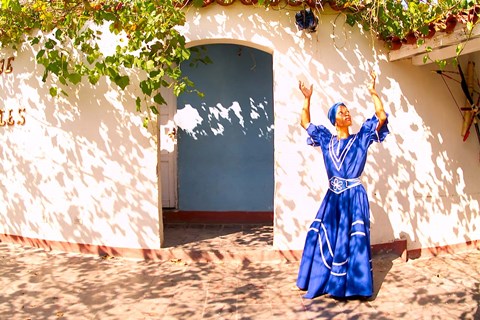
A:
[0,4,478,258]
[377,57,480,256]
[289,57,480,253]
[262,12,480,253]
[0,39,159,253]
[179,6,479,252]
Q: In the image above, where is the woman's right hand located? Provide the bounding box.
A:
[299,81,313,99]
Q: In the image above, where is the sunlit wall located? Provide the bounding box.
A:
[0,39,160,250]
[0,3,478,254]
[179,3,480,251]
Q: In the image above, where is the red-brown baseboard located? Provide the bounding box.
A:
[1,233,478,263]
[163,210,274,224]
[406,239,480,260]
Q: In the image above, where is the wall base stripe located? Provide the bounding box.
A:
[1,233,478,263]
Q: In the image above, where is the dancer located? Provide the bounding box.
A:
[296,71,389,299]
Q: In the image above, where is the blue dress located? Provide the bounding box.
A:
[296,115,389,299]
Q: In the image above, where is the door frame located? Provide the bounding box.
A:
[159,87,178,209]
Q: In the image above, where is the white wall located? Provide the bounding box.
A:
[0,40,161,250]
[1,3,478,253]
[180,3,480,251]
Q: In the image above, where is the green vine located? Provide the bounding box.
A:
[336,0,478,54]
[0,0,204,127]
[0,0,478,128]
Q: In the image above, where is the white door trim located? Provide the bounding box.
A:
[159,87,178,209]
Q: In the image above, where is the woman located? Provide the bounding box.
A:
[296,71,389,299]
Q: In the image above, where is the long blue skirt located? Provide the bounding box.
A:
[296,186,373,299]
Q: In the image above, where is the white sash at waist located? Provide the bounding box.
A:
[328,176,361,194]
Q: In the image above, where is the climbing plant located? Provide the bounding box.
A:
[337,0,478,44]
[0,0,206,127]
[0,0,478,127]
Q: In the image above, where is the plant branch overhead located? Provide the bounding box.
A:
[0,0,479,124]
[0,0,204,127]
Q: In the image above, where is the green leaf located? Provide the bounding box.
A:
[452,58,458,68]
[41,70,49,83]
[87,54,96,64]
[95,62,106,73]
[136,97,142,112]
[467,21,474,31]
[149,70,161,78]
[140,80,153,95]
[436,60,447,70]
[174,82,186,96]
[145,59,155,70]
[68,73,82,85]
[153,93,166,105]
[88,73,100,85]
[4,0,20,11]
[346,15,357,27]
[55,29,63,40]
[1,0,11,9]
[149,105,159,115]
[100,12,117,22]
[181,48,190,60]
[30,37,40,45]
[456,44,463,54]
[114,75,130,90]
[418,25,429,36]
[49,87,58,97]
[36,49,45,59]
[106,67,118,78]
[47,62,61,75]
[45,39,57,49]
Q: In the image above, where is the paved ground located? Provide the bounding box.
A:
[0,224,479,319]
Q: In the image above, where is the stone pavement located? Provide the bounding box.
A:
[0,223,479,319]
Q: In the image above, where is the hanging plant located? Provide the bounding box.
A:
[0,0,208,128]
[388,36,403,50]
[404,30,418,45]
[252,0,280,7]
[174,0,191,8]
[444,14,458,33]
[192,0,216,7]
[419,23,436,39]
[329,0,345,11]
[1,0,479,128]
[305,0,321,9]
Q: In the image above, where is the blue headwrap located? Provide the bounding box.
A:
[328,102,345,125]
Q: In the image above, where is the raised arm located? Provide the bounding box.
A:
[367,71,387,131]
[299,81,313,129]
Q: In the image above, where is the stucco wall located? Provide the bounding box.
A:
[0,41,161,250]
[179,3,480,251]
[0,3,478,254]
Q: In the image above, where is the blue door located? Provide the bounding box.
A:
[176,44,274,212]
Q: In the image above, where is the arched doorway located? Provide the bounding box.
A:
[166,43,274,222]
